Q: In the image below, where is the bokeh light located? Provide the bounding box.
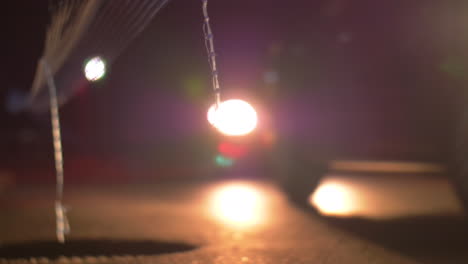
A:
[310,181,355,216]
[215,154,234,167]
[207,99,258,136]
[218,142,248,159]
[210,183,265,227]
[84,56,106,82]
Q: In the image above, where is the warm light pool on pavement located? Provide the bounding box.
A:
[209,182,266,228]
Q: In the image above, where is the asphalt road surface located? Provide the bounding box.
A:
[1,173,468,264]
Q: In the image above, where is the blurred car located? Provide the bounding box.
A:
[262,0,468,210]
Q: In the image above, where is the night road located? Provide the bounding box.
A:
[4,1,468,263]
[1,170,467,264]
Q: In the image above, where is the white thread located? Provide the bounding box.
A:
[42,58,70,244]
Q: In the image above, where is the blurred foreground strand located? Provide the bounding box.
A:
[27,0,171,112]
[202,0,221,108]
[28,0,176,241]
[42,58,70,244]
[29,0,102,108]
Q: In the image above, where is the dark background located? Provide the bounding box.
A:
[1,0,468,183]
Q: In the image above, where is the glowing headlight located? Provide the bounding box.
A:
[207,99,258,136]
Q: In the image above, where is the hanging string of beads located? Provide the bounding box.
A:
[202,0,221,108]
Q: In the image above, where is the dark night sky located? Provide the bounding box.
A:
[2,0,468,170]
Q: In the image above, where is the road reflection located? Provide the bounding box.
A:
[311,180,357,216]
[208,182,267,228]
[311,171,463,219]
[312,163,468,264]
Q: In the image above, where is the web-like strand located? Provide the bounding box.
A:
[42,58,70,244]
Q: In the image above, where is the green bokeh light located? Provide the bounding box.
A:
[183,75,206,102]
[215,154,234,167]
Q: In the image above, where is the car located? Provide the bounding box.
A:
[262,0,468,210]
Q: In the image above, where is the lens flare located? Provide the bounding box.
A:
[210,183,265,227]
[215,154,234,167]
[218,142,248,159]
[84,56,106,82]
[207,99,258,136]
